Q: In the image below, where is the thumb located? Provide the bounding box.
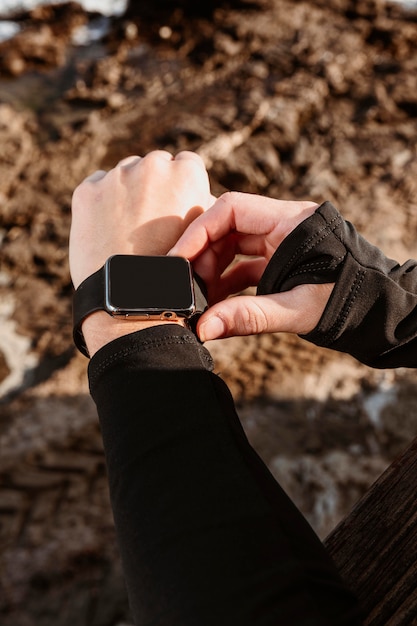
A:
[197,284,334,341]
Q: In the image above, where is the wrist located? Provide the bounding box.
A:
[82,311,187,358]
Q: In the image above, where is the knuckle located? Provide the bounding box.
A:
[180,158,200,175]
[225,190,246,204]
[219,190,239,205]
[144,150,171,163]
[141,151,158,164]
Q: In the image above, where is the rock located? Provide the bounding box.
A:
[0,2,87,76]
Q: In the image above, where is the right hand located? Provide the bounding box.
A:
[170,192,334,341]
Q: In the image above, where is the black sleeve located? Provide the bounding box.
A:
[258,201,417,369]
[88,324,361,626]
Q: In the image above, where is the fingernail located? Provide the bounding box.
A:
[199,316,226,341]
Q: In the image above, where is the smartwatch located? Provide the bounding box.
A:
[73,255,208,357]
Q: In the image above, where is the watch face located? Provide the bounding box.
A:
[105,255,194,315]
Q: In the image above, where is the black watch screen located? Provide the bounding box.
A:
[105,255,195,314]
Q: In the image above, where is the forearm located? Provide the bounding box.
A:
[258,202,417,368]
[88,324,361,625]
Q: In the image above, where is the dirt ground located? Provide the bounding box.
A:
[1,0,417,623]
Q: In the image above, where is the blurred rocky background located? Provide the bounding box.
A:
[1,0,417,623]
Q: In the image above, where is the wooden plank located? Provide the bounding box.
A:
[325,437,417,625]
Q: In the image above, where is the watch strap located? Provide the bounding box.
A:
[73,267,106,357]
[189,273,208,334]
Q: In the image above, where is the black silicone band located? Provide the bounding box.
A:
[73,267,106,357]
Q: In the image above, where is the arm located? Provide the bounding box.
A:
[70,155,361,625]
[88,324,361,625]
[291,202,417,368]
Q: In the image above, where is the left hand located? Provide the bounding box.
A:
[69,150,215,356]
[69,150,215,289]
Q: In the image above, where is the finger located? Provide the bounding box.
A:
[174,151,207,169]
[234,232,273,257]
[191,231,269,302]
[173,151,215,205]
[192,233,238,282]
[193,230,271,262]
[171,192,319,261]
[170,191,279,260]
[196,283,334,341]
[193,249,266,303]
[212,258,267,302]
[197,294,282,341]
[169,198,232,260]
